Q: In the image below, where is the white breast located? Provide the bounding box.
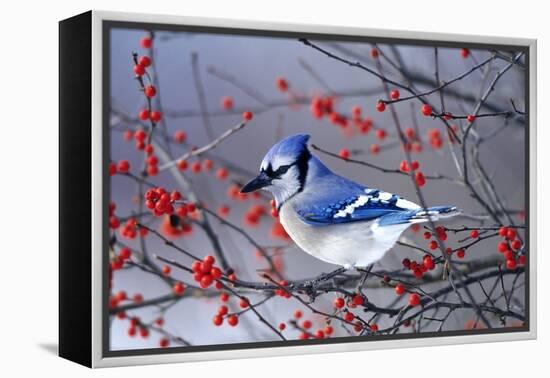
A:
[279,198,411,268]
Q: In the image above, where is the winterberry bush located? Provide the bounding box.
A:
[108,29,527,350]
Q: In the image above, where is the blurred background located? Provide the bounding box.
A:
[108,26,526,350]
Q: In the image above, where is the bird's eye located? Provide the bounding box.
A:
[274,164,291,177]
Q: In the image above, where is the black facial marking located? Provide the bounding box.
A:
[262,163,293,179]
[295,147,311,193]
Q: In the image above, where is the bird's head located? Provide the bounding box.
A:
[241,134,313,207]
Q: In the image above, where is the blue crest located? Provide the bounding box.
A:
[261,134,310,168]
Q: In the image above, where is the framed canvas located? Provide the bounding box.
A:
[59,10,537,368]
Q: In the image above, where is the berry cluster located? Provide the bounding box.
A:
[427,128,443,150]
[191,255,223,289]
[274,280,292,298]
[402,254,436,279]
[243,203,268,227]
[496,226,524,269]
[144,187,186,217]
[399,159,420,173]
[120,217,141,240]
[213,305,239,327]
[133,52,163,125]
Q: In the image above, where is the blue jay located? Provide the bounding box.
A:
[241,134,460,269]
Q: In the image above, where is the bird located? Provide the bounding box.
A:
[240,133,460,269]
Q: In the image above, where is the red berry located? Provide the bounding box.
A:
[467,114,476,123]
[370,323,379,332]
[395,283,405,295]
[216,168,228,180]
[400,160,409,173]
[376,101,386,112]
[177,159,188,171]
[242,111,253,121]
[227,315,239,327]
[370,48,379,58]
[334,297,345,309]
[415,171,426,187]
[370,144,380,155]
[145,155,158,167]
[220,96,233,110]
[470,230,479,239]
[460,48,470,58]
[119,247,131,260]
[344,312,355,322]
[173,130,187,143]
[511,239,522,250]
[203,159,214,171]
[191,161,201,173]
[375,128,387,140]
[421,104,432,116]
[123,130,134,141]
[117,160,130,174]
[150,111,162,122]
[139,327,149,338]
[506,229,517,241]
[390,89,400,100]
[203,255,215,266]
[147,164,158,176]
[133,65,145,76]
[339,148,350,159]
[456,248,466,259]
[504,250,514,261]
[506,259,517,270]
[408,293,420,307]
[352,294,364,306]
[213,315,223,326]
[173,282,185,296]
[138,109,150,120]
[428,240,438,250]
[200,274,214,288]
[211,267,222,279]
[275,77,289,92]
[116,291,127,301]
[109,162,117,176]
[279,323,286,331]
[324,326,333,335]
[351,105,361,119]
[162,265,171,276]
[498,241,509,253]
[499,226,508,237]
[159,338,169,348]
[139,56,151,67]
[144,85,156,98]
[302,320,312,329]
[294,310,303,319]
[140,37,152,49]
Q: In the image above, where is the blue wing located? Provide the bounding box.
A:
[293,173,420,226]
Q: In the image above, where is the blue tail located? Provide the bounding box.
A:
[378,206,460,226]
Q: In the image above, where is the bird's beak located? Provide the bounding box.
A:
[240,172,271,193]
